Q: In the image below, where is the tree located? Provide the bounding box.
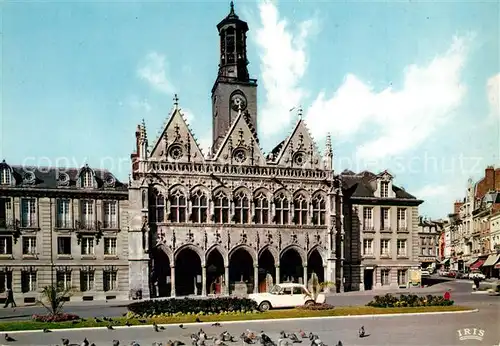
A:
[306,272,334,302]
[37,284,73,316]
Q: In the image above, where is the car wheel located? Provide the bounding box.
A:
[305,300,315,306]
[258,301,271,312]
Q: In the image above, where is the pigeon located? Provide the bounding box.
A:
[125,321,131,327]
[212,322,221,327]
[173,340,185,346]
[139,319,147,323]
[107,324,114,330]
[180,324,187,329]
[90,343,96,346]
[279,331,288,339]
[196,317,202,323]
[112,340,119,346]
[153,322,160,332]
[43,328,51,333]
[61,338,70,346]
[4,334,16,342]
[336,342,343,346]
[241,334,254,344]
[95,318,102,323]
[358,326,367,338]
[298,331,307,339]
[81,338,89,346]
[289,334,301,343]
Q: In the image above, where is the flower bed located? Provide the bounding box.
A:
[32,313,80,322]
[128,297,258,316]
[366,294,454,308]
[299,303,335,311]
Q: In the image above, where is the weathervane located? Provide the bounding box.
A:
[173,94,179,109]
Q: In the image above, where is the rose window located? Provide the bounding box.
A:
[233,148,247,163]
[168,145,184,160]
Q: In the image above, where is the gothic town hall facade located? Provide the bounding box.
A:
[127,4,423,299]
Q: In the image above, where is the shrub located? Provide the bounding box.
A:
[366,294,454,308]
[128,297,258,316]
[32,313,79,322]
[299,303,335,311]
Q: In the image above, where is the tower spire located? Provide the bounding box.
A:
[324,133,333,170]
[229,1,235,16]
[173,94,179,110]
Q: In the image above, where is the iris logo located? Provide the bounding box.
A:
[457,328,485,341]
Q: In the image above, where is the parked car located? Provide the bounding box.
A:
[468,271,486,280]
[447,271,457,278]
[248,283,326,311]
[421,270,431,276]
[456,271,467,279]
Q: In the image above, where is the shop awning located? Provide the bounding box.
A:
[465,258,478,267]
[440,258,450,265]
[482,254,500,267]
[470,259,485,270]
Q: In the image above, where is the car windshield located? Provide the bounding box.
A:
[269,285,281,294]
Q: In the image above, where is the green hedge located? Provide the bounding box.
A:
[128,297,258,316]
[366,294,454,308]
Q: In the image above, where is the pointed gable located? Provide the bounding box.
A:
[272,119,322,169]
[213,112,265,165]
[149,108,205,163]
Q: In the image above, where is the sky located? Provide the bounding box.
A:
[1,0,499,219]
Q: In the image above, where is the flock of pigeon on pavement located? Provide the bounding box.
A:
[3,321,370,346]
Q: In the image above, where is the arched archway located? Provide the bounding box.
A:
[175,247,202,296]
[258,248,276,292]
[151,248,171,298]
[308,248,324,283]
[280,248,303,283]
[206,248,225,295]
[229,248,254,294]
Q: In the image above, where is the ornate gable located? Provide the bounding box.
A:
[272,119,322,169]
[213,111,264,165]
[149,106,205,163]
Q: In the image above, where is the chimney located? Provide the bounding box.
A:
[131,124,142,176]
[496,168,500,191]
[485,166,495,191]
[454,201,463,214]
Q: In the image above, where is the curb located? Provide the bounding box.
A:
[2,309,479,335]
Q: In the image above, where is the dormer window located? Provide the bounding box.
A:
[0,168,10,185]
[82,171,93,188]
[381,181,389,198]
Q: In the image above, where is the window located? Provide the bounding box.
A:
[381,269,390,286]
[57,199,71,228]
[80,270,94,291]
[428,248,433,256]
[80,200,94,229]
[21,198,37,227]
[103,270,117,291]
[191,190,208,223]
[21,270,37,292]
[397,239,407,256]
[0,198,12,228]
[363,239,373,256]
[22,236,37,255]
[421,248,427,256]
[312,195,326,226]
[421,237,427,245]
[104,237,117,256]
[234,191,250,224]
[214,191,230,224]
[380,181,389,198]
[282,287,292,295]
[254,193,269,224]
[274,193,289,225]
[363,207,373,230]
[81,237,94,255]
[169,189,187,223]
[397,208,407,230]
[292,286,307,295]
[82,170,93,188]
[293,194,308,225]
[0,271,12,293]
[0,236,12,255]
[103,201,118,228]
[56,271,72,290]
[397,269,407,285]
[380,208,390,230]
[380,239,390,256]
[57,237,71,255]
[0,168,10,185]
[150,190,165,223]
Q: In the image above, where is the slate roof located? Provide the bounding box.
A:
[0,161,127,191]
[340,170,418,200]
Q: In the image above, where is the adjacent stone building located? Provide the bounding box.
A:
[0,162,129,303]
[417,217,443,271]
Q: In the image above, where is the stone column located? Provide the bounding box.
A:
[275,266,280,284]
[201,266,207,296]
[303,265,308,286]
[253,265,259,293]
[170,266,176,297]
[224,266,230,295]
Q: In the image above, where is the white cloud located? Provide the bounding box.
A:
[487,73,500,121]
[138,52,175,94]
[306,34,472,161]
[254,0,316,136]
[414,184,451,200]
[128,96,152,113]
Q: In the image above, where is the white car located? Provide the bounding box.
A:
[469,272,486,280]
[248,283,326,311]
[421,270,431,276]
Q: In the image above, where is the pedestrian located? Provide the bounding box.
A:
[473,277,480,291]
[3,287,16,308]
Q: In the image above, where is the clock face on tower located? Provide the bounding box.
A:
[230,93,247,112]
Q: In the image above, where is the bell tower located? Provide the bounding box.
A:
[211,1,258,153]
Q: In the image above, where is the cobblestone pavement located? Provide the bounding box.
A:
[3,303,499,346]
